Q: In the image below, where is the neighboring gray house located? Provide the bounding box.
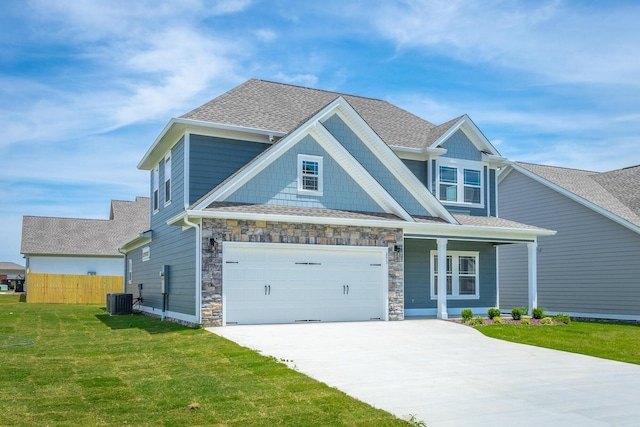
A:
[119,79,553,327]
[0,262,25,280]
[21,197,149,285]
[498,162,640,321]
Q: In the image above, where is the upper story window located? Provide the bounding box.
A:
[152,165,159,212]
[164,152,172,205]
[430,250,479,299]
[298,154,323,195]
[436,160,484,206]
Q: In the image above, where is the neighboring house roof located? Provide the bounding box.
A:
[180,79,444,150]
[21,197,150,257]
[0,262,25,271]
[507,162,640,231]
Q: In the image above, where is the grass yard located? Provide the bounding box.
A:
[476,320,640,365]
[0,295,408,426]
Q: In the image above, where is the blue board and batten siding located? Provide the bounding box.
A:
[404,238,497,311]
[225,134,384,212]
[499,169,640,318]
[189,135,270,205]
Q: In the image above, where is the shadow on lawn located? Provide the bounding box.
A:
[95,311,194,335]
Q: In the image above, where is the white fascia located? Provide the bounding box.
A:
[117,231,152,253]
[429,115,501,157]
[171,209,555,242]
[190,97,414,220]
[508,163,640,236]
[138,117,286,170]
[391,146,448,161]
[189,111,325,211]
[312,123,413,221]
[323,99,458,224]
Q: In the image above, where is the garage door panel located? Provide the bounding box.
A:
[224,244,386,325]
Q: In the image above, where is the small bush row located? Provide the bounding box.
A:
[460,306,572,325]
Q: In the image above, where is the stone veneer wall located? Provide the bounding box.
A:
[200,218,404,326]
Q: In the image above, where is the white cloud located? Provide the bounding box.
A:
[254,29,277,43]
[372,0,640,86]
[273,72,319,87]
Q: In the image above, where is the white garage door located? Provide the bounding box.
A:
[223,243,388,325]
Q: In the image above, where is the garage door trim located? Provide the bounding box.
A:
[221,242,389,325]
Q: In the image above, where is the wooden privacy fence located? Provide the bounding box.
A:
[26,273,124,304]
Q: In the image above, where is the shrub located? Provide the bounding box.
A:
[521,318,530,325]
[469,316,484,326]
[554,313,571,325]
[541,317,554,325]
[519,307,529,316]
[487,308,501,319]
[511,307,523,320]
[532,307,545,319]
[461,309,473,323]
[492,316,502,324]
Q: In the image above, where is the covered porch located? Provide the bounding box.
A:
[402,216,555,319]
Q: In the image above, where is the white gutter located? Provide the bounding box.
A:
[172,210,556,241]
[138,118,286,170]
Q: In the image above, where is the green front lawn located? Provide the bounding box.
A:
[0,295,407,426]
[476,320,640,365]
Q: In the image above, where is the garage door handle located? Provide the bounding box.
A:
[343,285,349,295]
[265,285,271,295]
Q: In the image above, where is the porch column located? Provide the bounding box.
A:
[437,238,448,320]
[527,241,538,313]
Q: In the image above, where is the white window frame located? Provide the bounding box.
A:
[152,165,159,213]
[128,259,132,285]
[164,151,171,206]
[435,159,484,208]
[142,246,150,262]
[430,250,480,300]
[297,154,323,195]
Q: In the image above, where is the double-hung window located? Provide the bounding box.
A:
[152,165,159,212]
[436,160,484,206]
[298,154,323,195]
[164,152,171,205]
[431,251,479,299]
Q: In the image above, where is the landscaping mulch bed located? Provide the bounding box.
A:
[449,317,567,327]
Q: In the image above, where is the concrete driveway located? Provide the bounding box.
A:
[208,319,640,426]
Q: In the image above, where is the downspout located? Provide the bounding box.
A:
[117,247,127,293]
[182,214,202,325]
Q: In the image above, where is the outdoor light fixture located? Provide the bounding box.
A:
[209,236,221,257]
[393,245,402,262]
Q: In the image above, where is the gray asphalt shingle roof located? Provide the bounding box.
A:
[202,203,547,232]
[0,262,24,271]
[515,162,640,228]
[21,197,150,257]
[203,202,403,221]
[181,79,448,150]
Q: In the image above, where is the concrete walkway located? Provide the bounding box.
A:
[208,319,640,426]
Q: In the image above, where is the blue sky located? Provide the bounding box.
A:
[2,0,640,265]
